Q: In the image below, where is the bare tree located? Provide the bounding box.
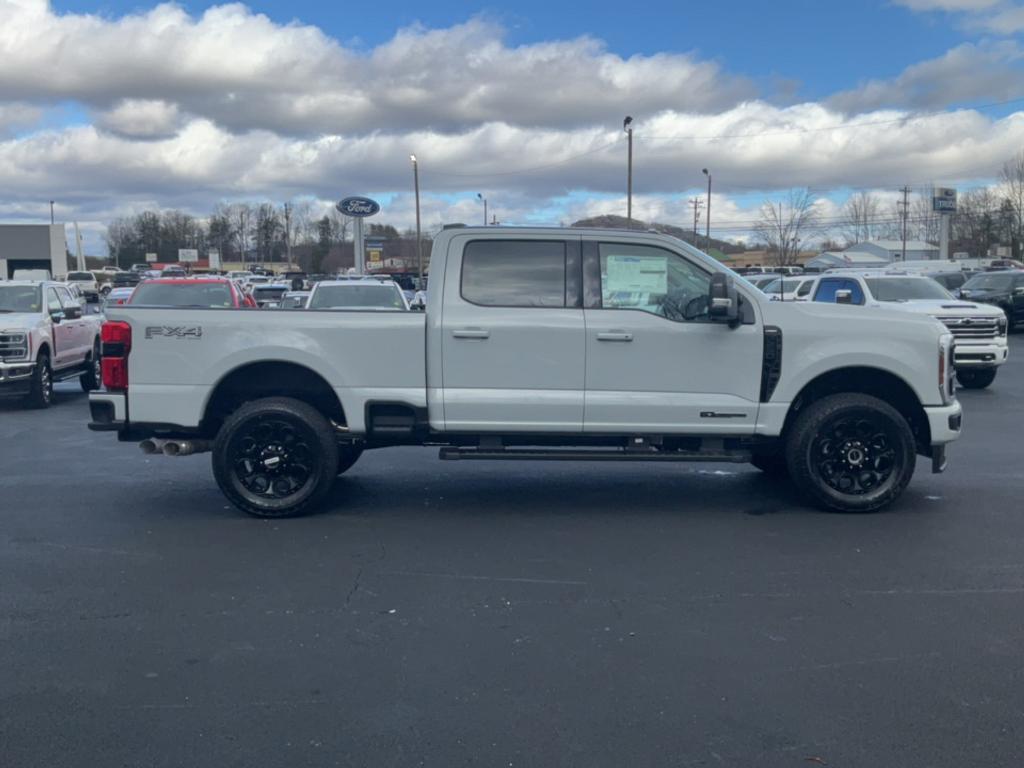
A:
[909,194,940,245]
[999,151,1024,258]
[952,188,1000,258]
[840,191,882,245]
[754,189,821,267]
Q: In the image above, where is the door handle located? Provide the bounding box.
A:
[452,329,490,339]
[596,331,633,342]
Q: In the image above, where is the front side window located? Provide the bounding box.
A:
[814,278,865,305]
[598,243,710,322]
[46,288,63,314]
[461,240,567,307]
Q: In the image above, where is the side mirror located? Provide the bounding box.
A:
[708,273,739,326]
[64,305,82,319]
[835,289,853,305]
[50,310,65,323]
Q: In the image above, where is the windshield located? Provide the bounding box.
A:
[254,287,288,299]
[309,284,406,310]
[963,273,1016,291]
[0,285,42,313]
[762,278,803,293]
[864,278,952,301]
[130,283,234,307]
[67,272,93,280]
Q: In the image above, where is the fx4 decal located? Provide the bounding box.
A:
[145,326,203,340]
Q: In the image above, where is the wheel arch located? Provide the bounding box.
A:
[201,360,346,436]
[782,366,931,453]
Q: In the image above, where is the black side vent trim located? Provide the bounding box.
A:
[760,326,783,402]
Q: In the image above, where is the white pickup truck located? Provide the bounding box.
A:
[89,227,962,517]
[1,280,104,407]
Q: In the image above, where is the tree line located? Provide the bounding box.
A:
[753,151,1024,266]
[104,201,426,272]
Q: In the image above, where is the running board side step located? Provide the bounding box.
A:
[439,447,752,463]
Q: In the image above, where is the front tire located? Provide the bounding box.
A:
[25,352,54,409]
[212,397,339,518]
[955,367,996,389]
[80,341,102,392]
[785,393,916,513]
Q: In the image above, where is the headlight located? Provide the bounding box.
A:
[998,315,1008,336]
[939,333,955,403]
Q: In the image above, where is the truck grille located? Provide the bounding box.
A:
[938,317,999,340]
[0,332,28,361]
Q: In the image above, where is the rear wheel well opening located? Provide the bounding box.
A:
[784,367,931,452]
[202,361,345,437]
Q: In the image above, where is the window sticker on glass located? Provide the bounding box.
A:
[605,255,668,294]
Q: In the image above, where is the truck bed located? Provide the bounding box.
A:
[105,307,426,432]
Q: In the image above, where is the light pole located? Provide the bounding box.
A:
[477,193,488,226]
[49,200,55,225]
[624,116,633,229]
[411,155,423,286]
[702,168,711,251]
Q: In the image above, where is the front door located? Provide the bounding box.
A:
[46,287,76,369]
[439,236,585,432]
[582,240,764,434]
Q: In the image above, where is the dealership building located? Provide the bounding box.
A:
[0,224,67,280]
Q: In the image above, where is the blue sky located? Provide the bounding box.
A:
[3,0,1024,253]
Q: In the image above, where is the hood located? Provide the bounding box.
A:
[878,300,1003,318]
[762,297,947,335]
[0,312,44,330]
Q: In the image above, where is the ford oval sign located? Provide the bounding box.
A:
[336,197,380,217]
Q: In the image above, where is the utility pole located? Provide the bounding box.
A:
[477,194,487,226]
[688,197,704,244]
[898,185,910,261]
[411,155,423,286]
[624,116,634,229]
[49,200,55,225]
[702,168,712,251]
[283,202,292,265]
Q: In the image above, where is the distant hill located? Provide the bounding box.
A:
[570,214,745,256]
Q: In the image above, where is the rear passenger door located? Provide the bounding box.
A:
[438,236,585,432]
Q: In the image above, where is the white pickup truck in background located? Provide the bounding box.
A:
[89,227,962,517]
[1,280,103,408]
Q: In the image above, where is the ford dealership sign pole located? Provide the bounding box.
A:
[336,197,380,274]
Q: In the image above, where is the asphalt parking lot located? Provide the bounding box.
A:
[2,340,1023,768]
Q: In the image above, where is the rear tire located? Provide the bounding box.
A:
[25,352,54,409]
[785,393,916,513]
[80,341,102,392]
[212,397,339,518]
[955,367,996,389]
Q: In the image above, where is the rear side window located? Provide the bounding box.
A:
[796,280,813,297]
[461,240,566,307]
[814,278,865,305]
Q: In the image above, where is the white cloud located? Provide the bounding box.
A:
[0,1,752,135]
[828,41,1024,112]
[0,102,42,135]
[895,0,1002,10]
[894,0,1024,34]
[96,99,182,138]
